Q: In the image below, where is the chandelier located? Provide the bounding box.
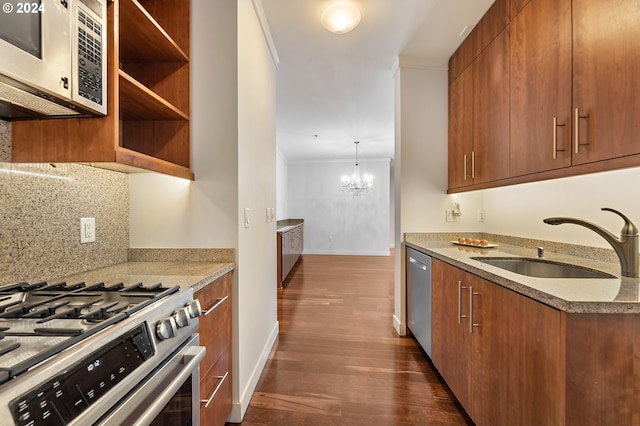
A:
[341,141,373,195]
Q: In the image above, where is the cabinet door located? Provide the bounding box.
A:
[470,276,563,426]
[196,273,232,377]
[431,259,472,412]
[572,0,640,164]
[195,273,233,426]
[510,0,572,176]
[472,29,511,184]
[201,348,232,426]
[448,68,474,189]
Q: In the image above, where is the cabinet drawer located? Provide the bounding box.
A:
[200,349,232,426]
[195,273,232,380]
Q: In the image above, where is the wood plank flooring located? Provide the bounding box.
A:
[239,254,472,426]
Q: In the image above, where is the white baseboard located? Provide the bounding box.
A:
[227,321,279,423]
[393,314,406,336]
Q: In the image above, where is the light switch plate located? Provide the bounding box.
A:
[80,217,96,243]
[244,208,251,228]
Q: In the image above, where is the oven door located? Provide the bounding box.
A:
[94,334,205,426]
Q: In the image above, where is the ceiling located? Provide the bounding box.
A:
[260,0,495,162]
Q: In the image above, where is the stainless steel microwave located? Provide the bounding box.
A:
[0,0,107,120]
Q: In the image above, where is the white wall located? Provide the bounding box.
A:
[130,0,278,423]
[236,0,279,420]
[393,60,483,334]
[482,167,640,248]
[288,159,390,255]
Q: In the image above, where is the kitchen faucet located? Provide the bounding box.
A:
[543,208,639,278]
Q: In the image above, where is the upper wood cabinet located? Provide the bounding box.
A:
[449,0,640,192]
[11,0,193,180]
[572,0,640,165]
[509,0,572,176]
[448,29,510,189]
[472,29,510,184]
[449,0,509,82]
[448,68,473,189]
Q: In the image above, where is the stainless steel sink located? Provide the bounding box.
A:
[470,257,616,279]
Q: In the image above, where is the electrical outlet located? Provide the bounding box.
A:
[80,217,96,243]
[446,209,459,222]
[478,210,486,222]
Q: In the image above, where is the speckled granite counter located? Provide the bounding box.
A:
[276,218,303,233]
[53,261,235,293]
[40,248,235,293]
[405,233,640,314]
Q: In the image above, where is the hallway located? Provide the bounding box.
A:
[240,254,472,425]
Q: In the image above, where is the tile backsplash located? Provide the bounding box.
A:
[1,120,129,285]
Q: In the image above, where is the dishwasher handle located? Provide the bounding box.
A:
[409,256,428,271]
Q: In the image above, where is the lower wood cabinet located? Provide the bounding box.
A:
[277,224,303,287]
[432,258,564,426]
[431,257,640,425]
[194,272,232,426]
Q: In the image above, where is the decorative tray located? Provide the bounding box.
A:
[450,241,498,249]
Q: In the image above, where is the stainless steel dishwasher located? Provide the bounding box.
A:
[407,247,432,357]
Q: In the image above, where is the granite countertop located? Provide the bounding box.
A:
[277,224,303,233]
[48,261,235,293]
[276,219,303,233]
[405,233,640,314]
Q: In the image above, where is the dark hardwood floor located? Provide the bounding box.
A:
[239,254,472,425]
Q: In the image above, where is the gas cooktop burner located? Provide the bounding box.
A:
[0,280,180,384]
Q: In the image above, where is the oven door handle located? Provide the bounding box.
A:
[131,345,206,426]
[94,341,206,426]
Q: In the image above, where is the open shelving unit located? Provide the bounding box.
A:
[11,0,193,180]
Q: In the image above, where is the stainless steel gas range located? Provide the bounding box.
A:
[0,280,205,425]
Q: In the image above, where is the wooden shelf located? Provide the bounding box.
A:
[118,70,188,120]
[10,0,193,180]
[115,147,194,180]
[119,0,188,63]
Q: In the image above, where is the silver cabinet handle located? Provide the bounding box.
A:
[469,286,479,333]
[574,108,588,154]
[471,151,476,179]
[409,257,427,271]
[203,295,229,316]
[463,154,467,181]
[553,116,566,159]
[201,371,229,408]
[457,280,467,324]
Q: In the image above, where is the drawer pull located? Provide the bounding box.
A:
[553,116,566,159]
[469,287,479,333]
[203,295,229,316]
[201,371,229,408]
[574,107,589,154]
[457,281,467,324]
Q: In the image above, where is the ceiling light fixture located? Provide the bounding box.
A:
[321,2,361,34]
[341,141,373,196]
